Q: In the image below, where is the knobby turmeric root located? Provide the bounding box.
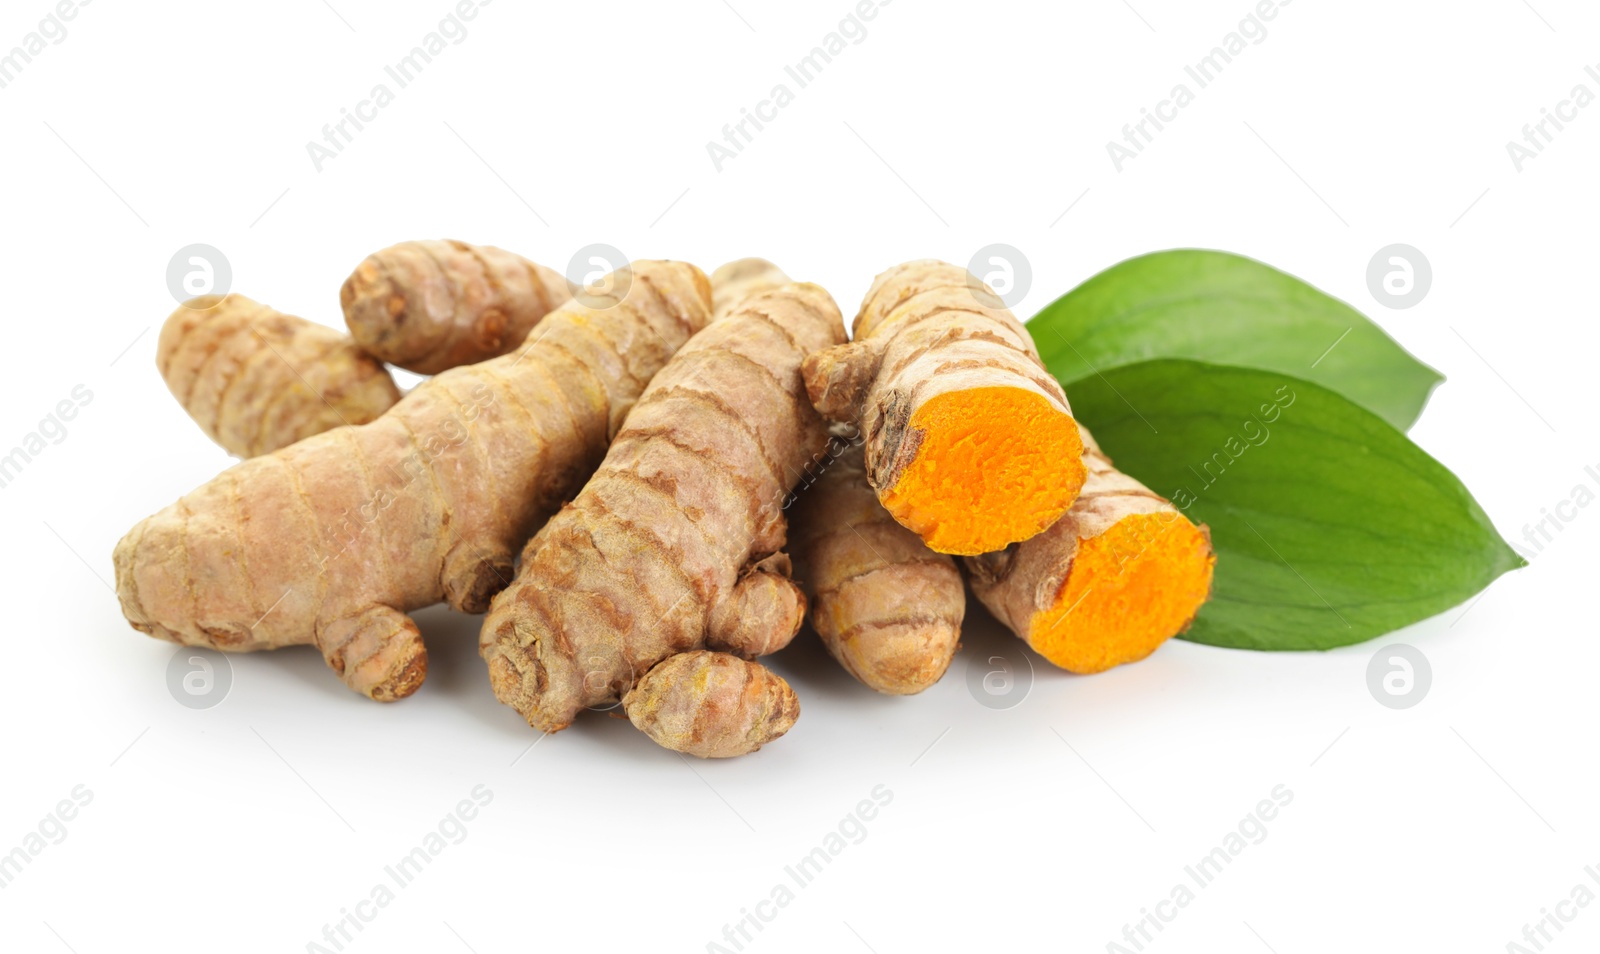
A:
[481,280,846,756]
[340,239,572,374]
[115,262,712,701]
[709,257,789,321]
[623,651,800,759]
[964,426,1216,673]
[803,260,1086,556]
[158,295,400,458]
[718,260,965,694]
[789,436,965,694]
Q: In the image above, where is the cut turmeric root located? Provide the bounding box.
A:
[340,239,571,374]
[115,262,712,701]
[804,260,1086,555]
[158,295,400,457]
[481,279,846,755]
[964,427,1216,673]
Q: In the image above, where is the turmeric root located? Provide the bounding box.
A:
[964,426,1216,673]
[622,651,800,759]
[115,261,712,701]
[710,257,789,320]
[715,260,965,694]
[158,295,400,457]
[481,280,846,756]
[789,436,965,694]
[340,239,571,374]
[803,260,1086,556]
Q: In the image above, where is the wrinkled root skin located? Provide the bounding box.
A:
[965,426,1217,675]
[709,258,790,322]
[623,652,800,758]
[481,278,845,752]
[803,260,1085,555]
[341,239,571,374]
[157,295,400,458]
[319,606,429,701]
[789,438,965,694]
[116,262,712,702]
[706,553,808,659]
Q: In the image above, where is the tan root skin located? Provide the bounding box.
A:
[481,280,845,756]
[116,262,712,702]
[709,258,789,321]
[623,651,800,758]
[803,260,1086,556]
[158,295,400,458]
[964,426,1217,674]
[341,239,572,374]
[789,437,964,694]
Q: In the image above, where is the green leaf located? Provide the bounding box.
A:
[1063,360,1524,651]
[1030,249,1444,431]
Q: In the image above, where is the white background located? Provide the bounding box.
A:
[1,1,1596,951]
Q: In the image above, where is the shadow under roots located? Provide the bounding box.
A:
[763,625,881,707]
[241,642,358,705]
[957,586,1081,687]
[766,585,1076,705]
[558,705,667,760]
[409,604,542,738]
[412,604,688,759]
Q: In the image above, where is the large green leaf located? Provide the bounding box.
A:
[1063,360,1523,651]
[1030,249,1444,431]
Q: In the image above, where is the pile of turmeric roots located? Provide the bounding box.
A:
[113,242,1217,757]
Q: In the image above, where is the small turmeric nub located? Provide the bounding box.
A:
[710,257,790,321]
[158,294,400,458]
[623,651,799,759]
[340,239,571,374]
